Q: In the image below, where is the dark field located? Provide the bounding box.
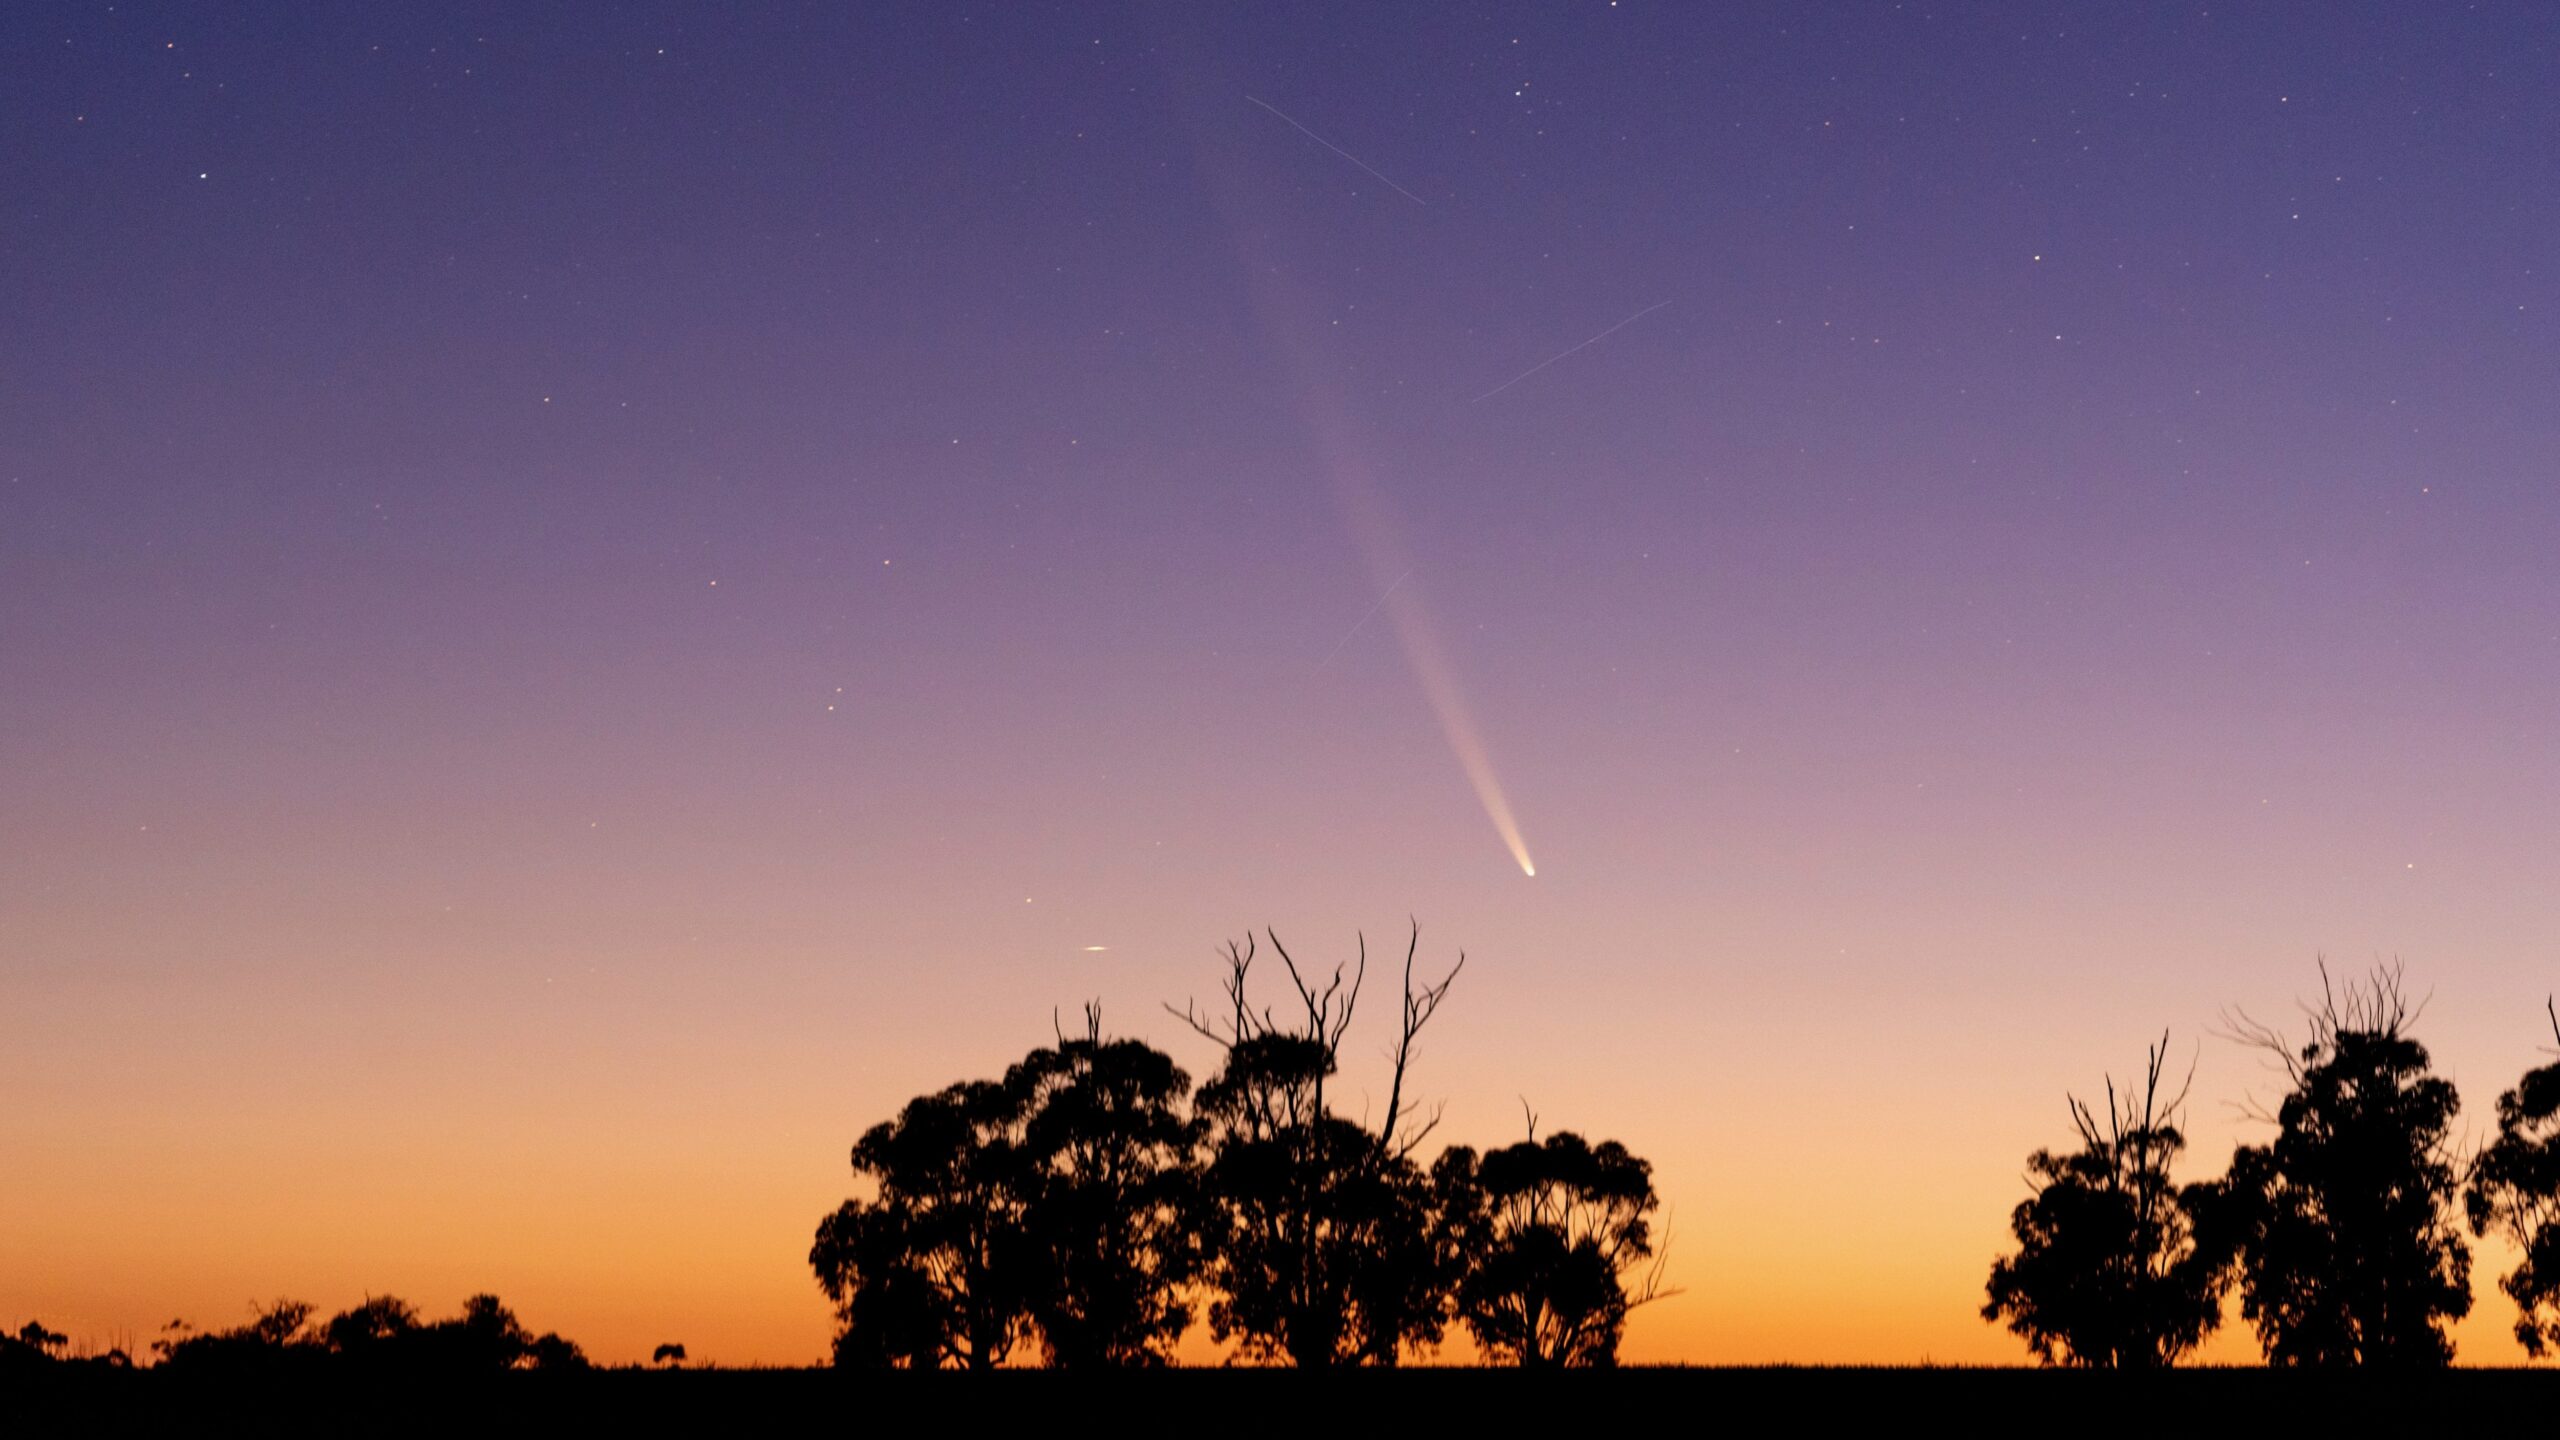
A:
[8,1367,2558,1436]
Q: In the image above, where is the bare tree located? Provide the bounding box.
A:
[1170,922,1469,1366]
[1166,920,1464,1155]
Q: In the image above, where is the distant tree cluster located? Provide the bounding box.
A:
[1985,963,2560,1368]
[0,1294,594,1379]
[811,926,1670,1368]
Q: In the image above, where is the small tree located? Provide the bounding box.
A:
[1,1321,69,1371]
[811,1077,1039,1368]
[651,1342,687,1368]
[1982,1034,2228,1367]
[1450,1122,1669,1367]
[1011,1008,1201,1367]
[2216,963,2471,1366]
[2465,998,2560,1356]
[524,1331,591,1372]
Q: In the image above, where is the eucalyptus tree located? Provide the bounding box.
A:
[1010,1007,1202,1367]
[810,1077,1041,1368]
[2215,964,2470,1366]
[1171,925,1468,1366]
[1449,1124,1669,1367]
[1982,1034,2228,1367]
[2465,999,2560,1356]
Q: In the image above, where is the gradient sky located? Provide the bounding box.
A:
[6,1,2559,1365]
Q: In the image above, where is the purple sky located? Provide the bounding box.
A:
[5,2,2558,1363]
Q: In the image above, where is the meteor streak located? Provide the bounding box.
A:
[1246,96,1430,207]
[1470,299,1674,403]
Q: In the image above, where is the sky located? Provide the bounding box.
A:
[4,1,2558,1366]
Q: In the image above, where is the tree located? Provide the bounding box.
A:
[810,1077,1040,1368]
[307,1293,563,1374]
[155,1298,327,1375]
[2215,963,2471,1366]
[1449,1119,1670,1368]
[1982,1034,2229,1367]
[1,1320,69,1373]
[323,1295,420,1360]
[423,1294,533,1371]
[1010,1007,1202,1367]
[2465,998,2560,1356]
[651,1342,688,1368]
[1172,925,1467,1367]
[523,1331,590,1372]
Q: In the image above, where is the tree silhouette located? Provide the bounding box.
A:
[1448,1122,1669,1367]
[1172,926,1467,1366]
[523,1331,590,1372]
[151,1293,563,1376]
[153,1298,325,1375]
[810,1077,1040,1368]
[2465,998,2560,1356]
[1982,1034,2228,1367]
[2214,963,2471,1366]
[1009,1007,1202,1367]
[425,1294,534,1371]
[1,1320,70,1372]
[651,1341,688,1368]
[321,1294,421,1371]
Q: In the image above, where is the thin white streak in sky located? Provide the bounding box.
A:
[1246,95,1429,207]
[1315,568,1412,670]
[1470,299,1675,404]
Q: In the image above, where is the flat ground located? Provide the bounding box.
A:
[8,1365,2557,1435]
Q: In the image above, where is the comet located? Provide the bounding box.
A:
[1332,482,1538,879]
[1189,104,1536,877]
[1376,575,1539,878]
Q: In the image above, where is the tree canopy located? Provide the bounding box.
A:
[811,924,1674,1369]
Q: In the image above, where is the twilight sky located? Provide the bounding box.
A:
[5,1,2558,1365]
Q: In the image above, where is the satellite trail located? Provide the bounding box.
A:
[1315,568,1412,670]
[1246,96,1429,207]
[1471,299,1674,403]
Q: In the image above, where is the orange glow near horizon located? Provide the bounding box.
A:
[9,1,2560,1377]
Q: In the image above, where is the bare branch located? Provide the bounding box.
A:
[1377,920,1465,1156]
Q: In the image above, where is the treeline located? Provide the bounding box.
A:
[1985,963,2560,1367]
[811,927,1669,1368]
[0,1294,606,1378]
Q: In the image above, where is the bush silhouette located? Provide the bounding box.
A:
[150,1294,573,1377]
